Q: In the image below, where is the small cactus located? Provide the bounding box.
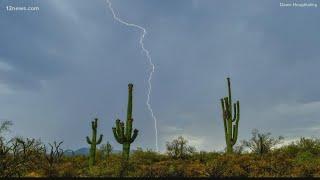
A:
[105,141,113,159]
[100,141,113,159]
[86,118,103,167]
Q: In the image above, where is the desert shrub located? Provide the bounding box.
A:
[290,152,320,177]
[52,155,88,177]
[57,162,77,177]
[161,160,187,177]
[104,153,123,177]
[137,161,164,177]
[128,148,167,177]
[281,138,320,158]
[292,162,320,177]
[190,151,221,163]
[183,160,207,177]
[96,150,135,177]
[131,159,207,177]
[206,154,250,177]
[248,156,272,177]
[241,129,284,156]
[0,137,44,177]
[138,160,172,177]
[267,151,294,177]
[42,141,64,177]
[130,148,165,164]
[247,153,292,177]
[294,151,314,164]
[0,121,45,177]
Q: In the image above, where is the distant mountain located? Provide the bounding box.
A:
[64,147,122,156]
[64,148,88,156]
[64,149,75,156]
[75,147,90,155]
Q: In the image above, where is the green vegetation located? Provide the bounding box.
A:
[220,77,240,153]
[1,128,320,177]
[86,118,103,167]
[1,81,319,177]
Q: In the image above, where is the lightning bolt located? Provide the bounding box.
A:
[106,0,159,152]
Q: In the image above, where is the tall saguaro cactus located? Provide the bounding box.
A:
[86,118,103,167]
[112,84,138,161]
[220,77,240,154]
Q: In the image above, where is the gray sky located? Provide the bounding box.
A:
[0,0,319,152]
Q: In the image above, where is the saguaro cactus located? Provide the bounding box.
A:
[112,84,138,161]
[220,77,240,154]
[105,141,113,159]
[86,118,103,167]
[100,141,113,159]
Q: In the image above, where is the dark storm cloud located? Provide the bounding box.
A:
[0,0,319,151]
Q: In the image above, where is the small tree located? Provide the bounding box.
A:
[0,120,13,168]
[0,120,12,135]
[166,136,196,159]
[44,141,64,177]
[242,129,283,156]
[0,121,44,177]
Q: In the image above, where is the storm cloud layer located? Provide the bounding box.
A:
[0,0,319,151]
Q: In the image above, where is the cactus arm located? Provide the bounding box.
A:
[232,103,237,122]
[116,120,125,142]
[130,129,138,143]
[232,101,240,145]
[112,127,123,144]
[115,119,122,138]
[224,97,229,115]
[112,127,118,139]
[221,98,226,117]
[86,136,92,144]
[224,98,231,121]
[97,134,103,144]
[232,124,238,145]
[236,101,240,123]
[221,99,228,137]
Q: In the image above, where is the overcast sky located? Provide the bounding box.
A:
[0,0,319,152]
